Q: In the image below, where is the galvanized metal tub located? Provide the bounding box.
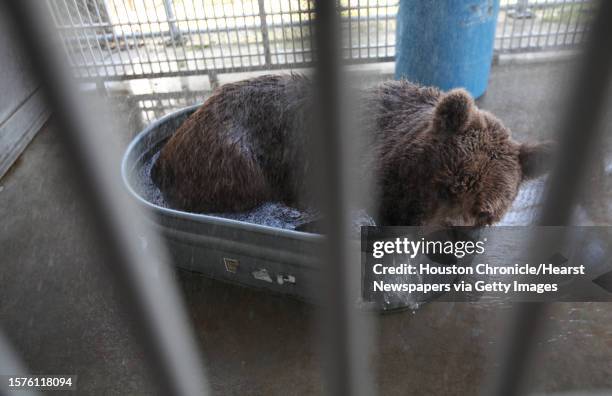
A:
[121,105,463,310]
[121,105,329,300]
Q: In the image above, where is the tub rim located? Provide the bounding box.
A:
[121,104,324,242]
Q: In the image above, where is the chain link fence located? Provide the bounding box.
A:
[48,0,594,82]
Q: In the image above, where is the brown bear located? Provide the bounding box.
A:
[152,74,553,227]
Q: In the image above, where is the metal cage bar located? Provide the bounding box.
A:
[311,0,351,389]
[2,0,611,395]
[311,1,376,395]
[485,0,612,395]
[2,1,211,395]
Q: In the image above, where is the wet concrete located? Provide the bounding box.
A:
[2,60,612,395]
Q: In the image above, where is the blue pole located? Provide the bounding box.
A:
[395,0,500,98]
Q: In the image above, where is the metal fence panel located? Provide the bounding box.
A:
[496,0,593,53]
[47,0,593,81]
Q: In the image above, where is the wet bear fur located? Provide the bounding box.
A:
[152,74,553,227]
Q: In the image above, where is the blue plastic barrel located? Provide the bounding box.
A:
[395,0,500,98]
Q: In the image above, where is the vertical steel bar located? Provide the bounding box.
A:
[207,1,228,69]
[374,3,381,58]
[347,0,353,59]
[247,0,265,66]
[139,0,165,75]
[311,0,350,390]
[79,0,115,77]
[517,0,529,49]
[551,0,567,47]
[563,0,577,46]
[235,0,246,66]
[286,0,296,64]
[484,1,612,396]
[278,0,288,65]
[2,1,211,395]
[107,0,138,77]
[366,0,371,58]
[91,0,127,77]
[68,0,103,75]
[230,2,246,68]
[113,0,146,76]
[525,0,538,51]
[170,0,198,71]
[500,1,511,51]
[542,0,556,49]
[539,1,612,226]
[220,1,239,69]
[310,1,316,62]
[149,0,175,73]
[187,0,210,71]
[384,1,390,57]
[311,1,375,395]
[45,0,80,76]
[120,0,155,75]
[257,0,272,66]
[294,0,305,62]
[53,0,93,77]
[163,0,181,41]
[357,0,361,58]
[570,0,583,46]
[198,0,221,70]
[516,0,529,14]
[506,0,520,51]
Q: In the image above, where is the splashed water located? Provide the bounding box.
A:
[498,178,546,225]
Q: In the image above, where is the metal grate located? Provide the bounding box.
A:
[496,0,594,53]
[124,91,208,130]
[47,0,593,82]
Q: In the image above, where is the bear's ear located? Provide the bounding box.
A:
[519,141,556,180]
[433,89,475,134]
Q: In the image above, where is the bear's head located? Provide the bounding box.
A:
[428,89,555,227]
[381,88,555,227]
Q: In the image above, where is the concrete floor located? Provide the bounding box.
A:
[1,60,612,395]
